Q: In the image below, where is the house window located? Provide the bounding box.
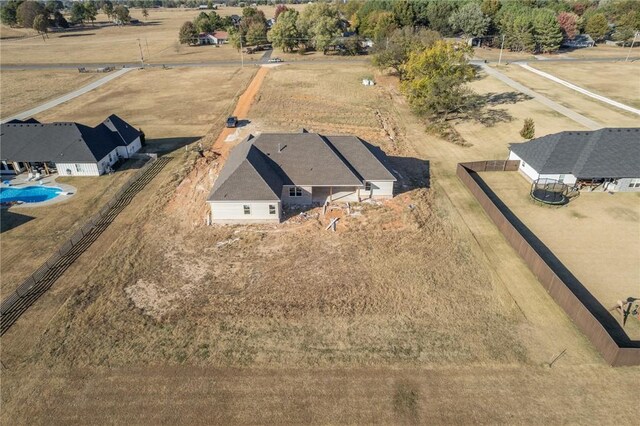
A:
[269,204,276,215]
[629,179,640,188]
[289,186,302,197]
[243,205,251,215]
[364,182,372,191]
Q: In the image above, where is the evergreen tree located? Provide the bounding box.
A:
[532,8,563,53]
[520,118,535,139]
[449,2,490,38]
[585,13,609,41]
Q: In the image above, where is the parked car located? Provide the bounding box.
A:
[226,116,238,128]
[268,57,283,63]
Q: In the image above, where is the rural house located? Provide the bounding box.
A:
[508,128,640,191]
[198,31,228,45]
[207,132,397,223]
[0,115,142,176]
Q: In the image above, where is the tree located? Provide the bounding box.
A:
[33,13,48,39]
[481,0,501,19]
[102,0,114,20]
[268,9,299,52]
[228,28,246,50]
[84,1,98,26]
[114,4,131,25]
[557,11,579,40]
[298,3,342,52]
[585,13,609,41]
[274,4,288,21]
[45,0,63,14]
[53,10,69,28]
[195,12,214,33]
[179,21,197,44]
[71,2,86,24]
[246,20,267,45]
[372,27,440,78]
[400,41,476,122]
[142,7,149,19]
[499,7,536,52]
[425,1,457,36]
[1,1,20,27]
[449,2,490,38]
[520,118,535,139]
[532,8,563,53]
[392,0,415,28]
[17,0,44,28]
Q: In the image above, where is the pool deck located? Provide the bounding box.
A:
[1,173,77,208]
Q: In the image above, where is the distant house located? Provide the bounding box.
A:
[0,115,142,176]
[229,14,241,27]
[508,128,640,191]
[207,132,397,223]
[198,31,228,45]
[562,34,595,48]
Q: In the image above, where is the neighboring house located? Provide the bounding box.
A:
[207,132,397,224]
[561,34,595,48]
[0,115,142,176]
[198,31,228,45]
[508,128,640,192]
[229,14,241,27]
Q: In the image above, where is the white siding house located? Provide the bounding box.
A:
[509,128,640,192]
[0,115,142,177]
[207,132,397,224]
[210,201,281,224]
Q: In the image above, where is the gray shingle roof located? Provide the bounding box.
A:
[0,115,140,163]
[510,128,640,178]
[325,135,396,181]
[207,132,396,203]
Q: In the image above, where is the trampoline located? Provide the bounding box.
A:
[530,178,573,205]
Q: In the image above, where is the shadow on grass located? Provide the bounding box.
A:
[0,209,35,233]
[143,137,203,154]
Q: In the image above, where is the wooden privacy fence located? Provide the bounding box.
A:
[457,161,640,366]
[0,155,172,336]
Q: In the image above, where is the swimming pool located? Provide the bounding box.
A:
[0,185,65,204]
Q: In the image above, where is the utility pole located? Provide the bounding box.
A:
[625,31,638,62]
[137,38,144,68]
[498,34,505,66]
[145,38,150,62]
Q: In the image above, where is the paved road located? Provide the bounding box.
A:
[1,68,133,123]
[517,63,640,116]
[477,63,602,130]
[0,57,368,71]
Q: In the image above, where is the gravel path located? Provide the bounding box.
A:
[517,63,640,116]
[1,68,133,123]
[478,63,602,130]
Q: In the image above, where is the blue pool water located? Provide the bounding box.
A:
[0,186,64,203]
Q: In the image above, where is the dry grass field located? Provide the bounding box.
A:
[1,63,638,423]
[530,61,640,109]
[496,64,639,127]
[0,6,306,66]
[0,66,255,298]
[480,172,640,340]
[0,70,102,119]
[0,167,140,299]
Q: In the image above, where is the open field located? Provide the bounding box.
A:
[496,64,639,127]
[1,63,638,423]
[480,171,640,340]
[0,6,306,66]
[473,44,640,62]
[35,66,255,139]
[530,61,640,109]
[0,70,103,119]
